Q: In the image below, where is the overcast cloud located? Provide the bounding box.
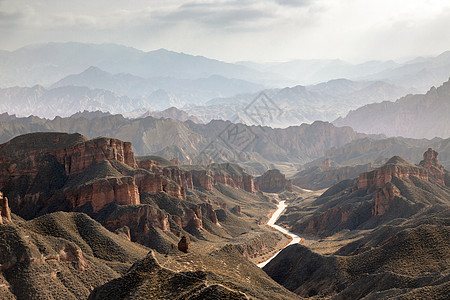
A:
[1,0,450,62]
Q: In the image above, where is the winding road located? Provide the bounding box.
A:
[257,200,301,268]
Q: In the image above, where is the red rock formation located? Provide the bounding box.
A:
[357,156,437,216]
[137,159,160,172]
[105,206,170,237]
[178,236,190,253]
[204,203,220,226]
[191,170,214,191]
[256,169,291,193]
[190,167,257,193]
[372,183,401,216]
[177,205,203,230]
[0,192,11,223]
[51,137,137,174]
[162,167,194,191]
[63,177,140,213]
[358,163,428,190]
[419,148,446,185]
[134,171,163,195]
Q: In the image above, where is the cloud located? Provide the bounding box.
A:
[158,1,278,29]
[273,0,311,7]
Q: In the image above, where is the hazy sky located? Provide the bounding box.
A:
[1,0,450,62]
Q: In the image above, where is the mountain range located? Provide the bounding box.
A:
[334,78,450,139]
[1,42,450,133]
[0,112,378,174]
[185,78,411,127]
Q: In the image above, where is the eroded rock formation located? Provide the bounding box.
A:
[256,169,292,193]
[358,157,428,190]
[419,148,446,185]
[178,235,190,253]
[0,192,11,223]
[51,137,137,174]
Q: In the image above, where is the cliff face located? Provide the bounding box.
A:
[51,137,137,174]
[0,192,11,224]
[189,166,257,193]
[63,177,140,213]
[290,151,450,237]
[293,163,372,190]
[419,148,447,185]
[358,158,428,190]
[256,169,292,193]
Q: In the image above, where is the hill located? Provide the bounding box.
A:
[0,211,148,299]
[89,246,297,300]
[265,149,450,298]
[334,78,450,139]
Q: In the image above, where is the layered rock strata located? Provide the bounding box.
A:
[256,169,293,193]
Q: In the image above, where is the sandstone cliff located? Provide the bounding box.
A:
[256,169,292,193]
[287,150,450,237]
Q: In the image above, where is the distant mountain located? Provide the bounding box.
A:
[0,85,149,118]
[239,51,450,92]
[334,78,450,139]
[139,107,203,123]
[0,42,280,87]
[364,50,450,92]
[0,113,379,170]
[51,66,264,107]
[238,59,400,85]
[185,78,411,127]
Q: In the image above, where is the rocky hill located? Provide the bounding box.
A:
[89,246,297,300]
[0,131,302,299]
[292,159,373,190]
[0,132,288,259]
[285,150,449,237]
[334,78,450,139]
[0,210,148,299]
[265,149,450,298]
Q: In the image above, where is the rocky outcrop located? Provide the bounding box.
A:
[51,137,137,174]
[358,157,428,190]
[419,148,446,185]
[63,177,140,213]
[293,163,372,190]
[178,236,190,253]
[104,205,170,246]
[137,159,160,172]
[372,182,401,216]
[190,164,257,193]
[256,169,292,193]
[190,170,215,191]
[0,192,11,223]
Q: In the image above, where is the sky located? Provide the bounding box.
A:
[1,0,450,63]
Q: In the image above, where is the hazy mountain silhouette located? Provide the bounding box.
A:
[334,78,450,139]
